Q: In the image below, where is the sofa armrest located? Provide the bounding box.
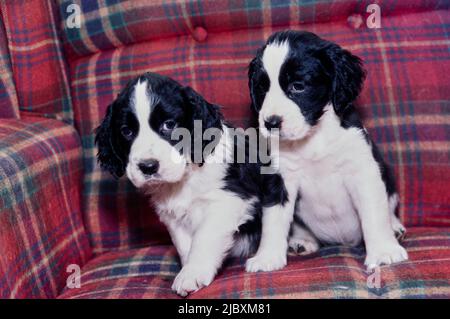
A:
[0,116,92,298]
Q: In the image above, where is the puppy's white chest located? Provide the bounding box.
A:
[154,173,215,233]
[153,161,233,234]
[283,153,363,246]
[155,193,196,233]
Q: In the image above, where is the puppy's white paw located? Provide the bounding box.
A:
[245,252,287,273]
[365,242,408,270]
[171,265,215,297]
[288,237,319,255]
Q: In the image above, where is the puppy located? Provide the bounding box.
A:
[248,30,408,269]
[95,72,288,296]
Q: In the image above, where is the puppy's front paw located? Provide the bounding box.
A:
[391,218,407,241]
[171,265,215,297]
[245,253,287,273]
[394,227,407,241]
[288,237,319,255]
[365,242,408,270]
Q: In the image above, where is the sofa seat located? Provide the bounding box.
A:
[57,227,450,299]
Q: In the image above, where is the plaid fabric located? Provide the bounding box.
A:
[57,227,450,299]
[0,0,448,299]
[0,11,19,119]
[0,0,73,123]
[0,116,92,298]
[57,0,449,58]
[69,8,450,252]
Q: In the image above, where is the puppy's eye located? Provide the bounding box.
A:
[289,82,305,94]
[120,125,133,139]
[161,119,178,132]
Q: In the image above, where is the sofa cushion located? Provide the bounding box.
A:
[57,227,450,299]
[69,8,450,252]
[58,0,449,58]
[0,116,91,298]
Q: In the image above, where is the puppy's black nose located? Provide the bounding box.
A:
[264,115,283,130]
[138,159,159,176]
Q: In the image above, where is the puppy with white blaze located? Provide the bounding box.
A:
[95,72,289,296]
[248,30,408,269]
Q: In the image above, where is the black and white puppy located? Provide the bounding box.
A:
[95,72,289,296]
[248,30,408,269]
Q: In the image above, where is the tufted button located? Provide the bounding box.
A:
[192,26,208,42]
[347,14,363,29]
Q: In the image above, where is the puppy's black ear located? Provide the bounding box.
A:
[95,101,126,178]
[248,56,260,113]
[326,44,366,115]
[183,86,222,131]
[182,86,223,165]
[248,47,266,115]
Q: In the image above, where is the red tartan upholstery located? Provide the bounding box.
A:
[58,228,450,299]
[0,116,91,298]
[0,0,449,298]
[58,0,448,58]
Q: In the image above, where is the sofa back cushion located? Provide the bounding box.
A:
[58,0,448,58]
[60,1,450,252]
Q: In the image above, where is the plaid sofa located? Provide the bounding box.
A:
[0,0,449,299]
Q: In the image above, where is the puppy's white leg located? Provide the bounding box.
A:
[166,222,192,266]
[171,199,242,297]
[347,164,408,270]
[246,184,297,272]
[288,221,320,255]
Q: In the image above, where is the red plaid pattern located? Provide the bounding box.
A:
[0,10,19,119]
[0,116,92,298]
[58,0,449,58]
[57,227,450,299]
[0,0,73,123]
[0,0,449,298]
[69,8,450,252]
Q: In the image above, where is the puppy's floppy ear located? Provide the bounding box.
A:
[183,86,222,131]
[248,47,265,114]
[325,44,366,115]
[95,100,126,178]
[182,86,223,165]
[248,56,260,113]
